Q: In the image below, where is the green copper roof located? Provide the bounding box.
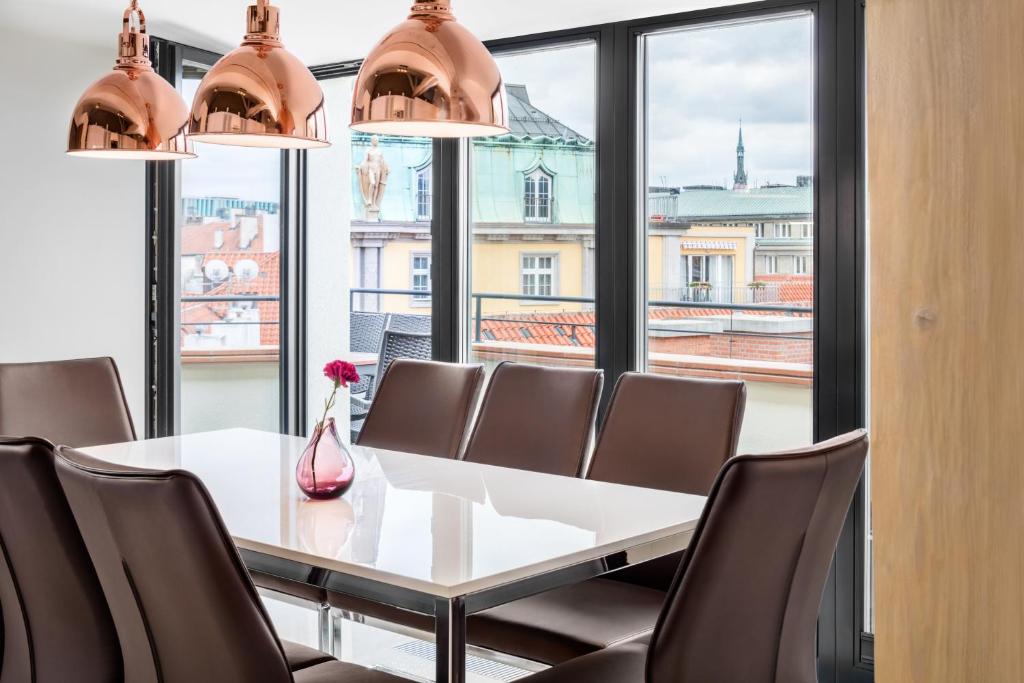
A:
[504,84,591,144]
[676,186,812,220]
[351,84,595,226]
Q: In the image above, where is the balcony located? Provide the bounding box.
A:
[179,289,812,452]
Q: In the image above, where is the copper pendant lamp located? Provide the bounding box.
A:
[351,0,509,138]
[67,1,194,160]
[188,0,329,149]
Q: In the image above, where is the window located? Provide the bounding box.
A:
[794,255,810,274]
[306,76,434,443]
[176,60,283,435]
[521,254,557,297]
[154,4,865,674]
[642,13,814,456]
[415,166,432,221]
[685,255,734,303]
[524,169,553,222]
[467,42,597,371]
[411,253,431,303]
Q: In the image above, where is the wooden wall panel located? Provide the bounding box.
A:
[869,0,1024,680]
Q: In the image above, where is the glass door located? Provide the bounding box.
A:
[176,57,285,434]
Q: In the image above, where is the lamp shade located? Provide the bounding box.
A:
[189,0,329,149]
[351,0,509,138]
[67,2,194,160]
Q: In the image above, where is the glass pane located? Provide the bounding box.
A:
[307,76,434,444]
[468,42,597,371]
[641,13,814,454]
[178,62,282,434]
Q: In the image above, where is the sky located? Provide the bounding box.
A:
[182,12,813,201]
[181,78,283,200]
[497,12,813,189]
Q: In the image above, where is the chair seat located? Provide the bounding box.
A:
[282,640,333,672]
[517,635,649,682]
[466,578,666,665]
[293,658,408,682]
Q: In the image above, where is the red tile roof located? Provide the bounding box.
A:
[180,251,280,347]
[753,274,814,307]
[479,276,815,349]
[181,218,266,254]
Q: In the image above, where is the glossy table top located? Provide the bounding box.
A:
[81,429,706,598]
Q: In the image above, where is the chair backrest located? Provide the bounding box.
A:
[646,430,869,683]
[462,362,604,477]
[588,373,746,495]
[55,448,294,683]
[350,312,389,354]
[0,357,135,448]
[0,437,121,683]
[356,360,485,459]
[370,329,433,396]
[387,313,432,335]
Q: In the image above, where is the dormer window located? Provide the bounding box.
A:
[524,169,552,222]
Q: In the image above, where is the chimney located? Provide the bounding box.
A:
[239,216,258,250]
[213,229,224,249]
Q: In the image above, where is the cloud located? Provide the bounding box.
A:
[504,13,813,188]
[496,44,598,141]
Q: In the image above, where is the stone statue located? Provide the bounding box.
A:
[357,135,389,221]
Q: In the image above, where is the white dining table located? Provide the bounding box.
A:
[81,428,707,683]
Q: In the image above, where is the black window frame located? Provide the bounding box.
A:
[149,0,869,676]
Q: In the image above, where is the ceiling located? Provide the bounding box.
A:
[11,0,736,65]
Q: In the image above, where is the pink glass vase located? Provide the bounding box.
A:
[296,418,355,500]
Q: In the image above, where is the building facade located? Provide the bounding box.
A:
[352,103,812,314]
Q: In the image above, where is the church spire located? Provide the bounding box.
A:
[733,119,748,190]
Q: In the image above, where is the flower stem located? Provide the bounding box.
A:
[309,382,340,493]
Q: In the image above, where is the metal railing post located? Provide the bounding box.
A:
[474,296,483,343]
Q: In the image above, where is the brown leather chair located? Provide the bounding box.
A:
[54,446,404,683]
[0,437,121,683]
[467,373,747,664]
[0,358,317,617]
[356,359,485,459]
[462,362,604,477]
[516,430,869,683]
[0,357,135,448]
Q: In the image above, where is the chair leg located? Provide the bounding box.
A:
[318,602,334,655]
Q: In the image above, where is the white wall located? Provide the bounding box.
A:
[305,77,354,438]
[0,29,147,424]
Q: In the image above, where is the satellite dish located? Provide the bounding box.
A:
[204,259,230,282]
[234,259,260,281]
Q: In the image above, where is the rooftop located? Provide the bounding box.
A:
[674,186,813,221]
[502,84,592,145]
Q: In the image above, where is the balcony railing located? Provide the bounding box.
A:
[349,288,812,345]
[187,290,812,344]
[180,295,280,357]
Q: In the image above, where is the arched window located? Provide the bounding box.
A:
[524,169,552,222]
